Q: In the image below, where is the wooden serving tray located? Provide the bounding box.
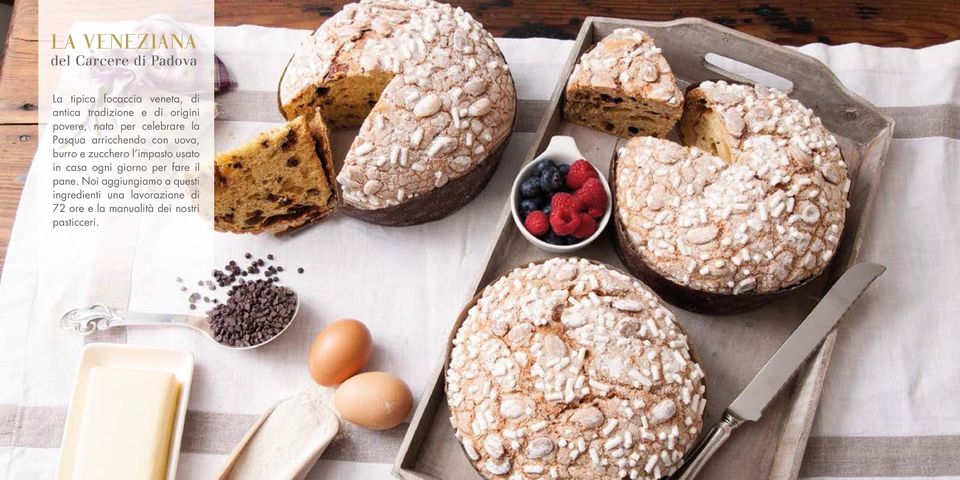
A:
[393,17,893,480]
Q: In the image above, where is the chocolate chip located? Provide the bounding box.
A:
[297,267,304,274]
[181,252,299,338]
[205,279,297,347]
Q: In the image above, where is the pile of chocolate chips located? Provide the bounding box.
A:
[178,253,304,347]
[207,279,298,347]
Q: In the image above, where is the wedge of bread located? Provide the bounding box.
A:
[564,28,683,138]
[214,112,337,234]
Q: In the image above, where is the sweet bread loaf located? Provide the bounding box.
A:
[447,257,706,479]
[279,0,517,226]
[214,113,336,234]
[612,81,849,313]
[563,28,682,138]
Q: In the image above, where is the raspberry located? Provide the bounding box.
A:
[588,206,605,219]
[550,207,581,236]
[565,159,598,189]
[551,192,583,213]
[575,177,607,210]
[523,210,549,236]
[572,213,598,239]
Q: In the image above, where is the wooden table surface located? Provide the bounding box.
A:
[0,0,957,271]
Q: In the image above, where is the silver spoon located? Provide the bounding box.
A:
[59,291,300,351]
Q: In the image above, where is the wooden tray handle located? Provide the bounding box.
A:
[673,20,845,97]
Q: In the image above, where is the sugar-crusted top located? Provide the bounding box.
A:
[447,257,705,479]
[615,81,849,295]
[279,0,516,210]
[565,28,682,108]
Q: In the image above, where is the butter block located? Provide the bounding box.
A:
[71,367,180,480]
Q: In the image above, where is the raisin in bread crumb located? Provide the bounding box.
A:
[563,28,683,139]
[214,112,336,234]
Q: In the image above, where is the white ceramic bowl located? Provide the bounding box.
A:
[510,136,612,253]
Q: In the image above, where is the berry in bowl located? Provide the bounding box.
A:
[510,136,612,253]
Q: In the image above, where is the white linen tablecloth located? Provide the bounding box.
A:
[0,25,958,479]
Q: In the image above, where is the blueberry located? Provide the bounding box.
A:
[565,235,580,245]
[533,159,555,176]
[542,205,552,217]
[558,164,570,175]
[520,176,540,198]
[540,166,563,193]
[519,198,540,218]
[519,176,541,198]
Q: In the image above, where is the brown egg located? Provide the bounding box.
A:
[308,319,372,386]
[334,371,412,430]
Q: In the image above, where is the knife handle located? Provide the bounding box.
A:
[671,411,745,480]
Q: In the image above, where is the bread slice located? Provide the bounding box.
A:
[214,112,337,234]
[564,28,683,138]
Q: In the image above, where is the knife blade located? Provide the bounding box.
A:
[729,262,885,421]
[671,262,885,480]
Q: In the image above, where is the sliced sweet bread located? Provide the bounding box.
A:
[278,0,517,225]
[214,112,337,234]
[564,28,683,138]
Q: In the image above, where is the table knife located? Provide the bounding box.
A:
[670,262,885,480]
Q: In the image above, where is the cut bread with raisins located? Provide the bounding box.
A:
[563,28,683,138]
[278,0,516,226]
[214,112,337,234]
